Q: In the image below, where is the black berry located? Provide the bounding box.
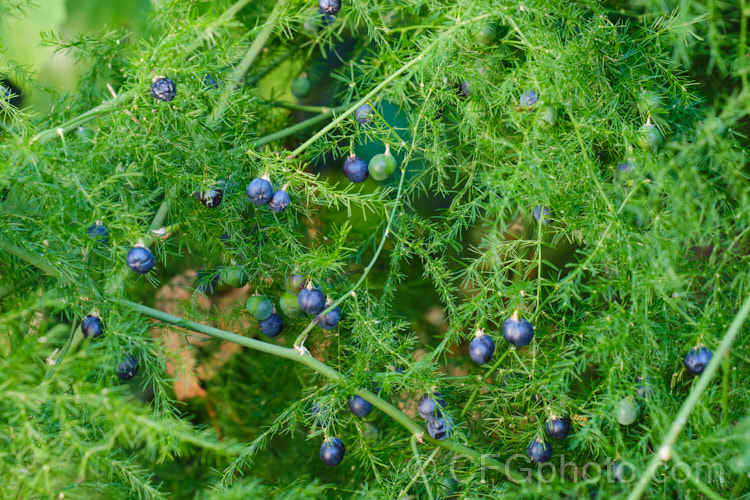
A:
[126,246,155,274]
[343,155,369,183]
[194,181,224,208]
[116,354,138,380]
[545,415,571,439]
[348,395,373,417]
[320,437,345,466]
[298,284,326,315]
[87,222,109,245]
[427,417,451,440]
[81,315,103,338]
[151,76,176,102]
[417,393,446,420]
[354,103,372,124]
[526,438,552,463]
[259,313,284,337]
[684,346,712,375]
[502,311,534,347]
[317,306,341,330]
[469,330,495,364]
[268,189,291,214]
[246,177,273,206]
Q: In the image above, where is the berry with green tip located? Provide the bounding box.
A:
[637,120,663,151]
[527,438,552,463]
[343,155,369,183]
[151,76,176,102]
[684,346,712,375]
[87,223,109,246]
[545,415,571,439]
[194,181,224,208]
[286,274,307,293]
[519,90,539,109]
[317,305,341,330]
[320,437,345,466]
[368,145,397,181]
[427,417,452,440]
[469,329,495,364]
[220,266,249,288]
[348,395,373,417]
[291,73,311,98]
[616,397,638,425]
[279,291,303,318]
[269,187,290,213]
[298,284,326,315]
[81,315,103,338]
[354,103,373,124]
[418,393,446,420]
[246,295,273,320]
[502,311,534,347]
[116,354,138,380]
[259,313,284,337]
[126,246,155,274]
[246,177,273,206]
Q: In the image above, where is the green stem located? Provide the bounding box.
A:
[266,101,339,113]
[293,154,407,349]
[249,104,349,150]
[0,239,62,277]
[116,298,530,484]
[627,293,750,500]
[399,448,440,498]
[459,348,511,419]
[207,0,290,127]
[410,436,435,500]
[721,351,730,426]
[731,474,747,498]
[740,0,748,92]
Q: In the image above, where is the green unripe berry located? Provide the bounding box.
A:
[279,291,303,318]
[540,107,557,128]
[291,73,311,98]
[615,397,638,425]
[368,145,397,181]
[637,122,663,151]
[221,266,249,288]
[475,23,496,45]
[246,295,273,320]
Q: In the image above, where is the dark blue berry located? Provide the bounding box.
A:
[533,205,552,225]
[246,177,273,206]
[259,313,284,337]
[417,393,446,420]
[317,306,341,330]
[196,270,220,295]
[635,376,652,398]
[519,90,539,109]
[116,354,138,380]
[268,189,290,213]
[354,103,372,124]
[545,416,571,439]
[87,223,109,245]
[298,286,326,315]
[194,182,224,208]
[343,155,369,183]
[126,246,155,274]
[81,315,103,338]
[320,437,345,466]
[616,161,634,173]
[459,80,471,100]
[502,311,534,347]
[318,0,341,15]
[469,331,495,364]
[527,438,552,463]
[286,274,307,293]
[684,346,712,375]
[151,77,176,102]
[427,417,452,440]
[203,74,219,90]
[348,395,373,417]
[311,402,331,428]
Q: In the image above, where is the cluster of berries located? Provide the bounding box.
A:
[417,393,451,440]
[80,314,139,381]
[341,104,398,183]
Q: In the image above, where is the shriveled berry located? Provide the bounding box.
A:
[286,274,307,293]
[279,291,303,318]
[81,315,103,338]
[246,177,274,206]
[151,76,176,102]
[418,393,446,420]
[527,438,552,463]
[87,223,109,245]
[246,295,273,320]
[519,90,539,109]
[354,103,373,124]
[533,206,552,225]
[317,306,341,330]
[126,246,155,274]
[291,73,311,98]
[116,354,138,380]
[502,311,534,347]
[320,437,345,466]
[194,181,224,208]
[298,285,326,315]
[343,155,369,183]
[427,417,452,440]
[684,346,712,375]
[259,313,284,337]
[368,148,397,181]
[469,330,495,364]
[348,395,373,417]
[545,415,571,439]
[269,189,290,213]
[616,397,638,425]
[220,266,249,288]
